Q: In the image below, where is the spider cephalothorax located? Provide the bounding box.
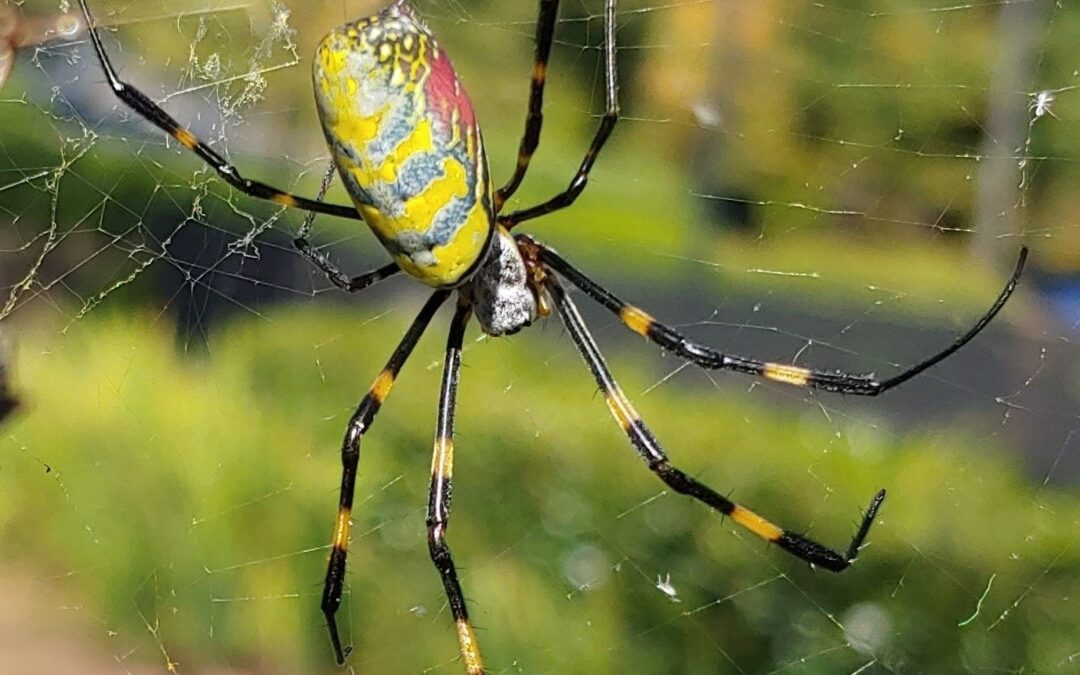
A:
[77,0,1027,671]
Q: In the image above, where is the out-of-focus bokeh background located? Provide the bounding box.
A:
[2,0,1079,672]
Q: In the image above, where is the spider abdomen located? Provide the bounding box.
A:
[313,1,494,288]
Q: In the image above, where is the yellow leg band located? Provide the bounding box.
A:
[763,363,811,387]
[730,505,783,541]
[456,618,485,674]
[332,507,352,550]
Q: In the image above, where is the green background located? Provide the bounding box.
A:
[1,1,1078,673]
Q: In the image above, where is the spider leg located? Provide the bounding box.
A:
[293,161,402,293]
[546,275,884,570]
[533,239,1027,396]
[0,393,16,425]
[493,0,560,212]
[427,301,485,674]
[295,241,401,293]
[77,0,363,221]
[0,368,17,425]
[500,0,619,228]
[322,290,451,664]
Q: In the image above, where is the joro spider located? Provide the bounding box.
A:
[77,0,1028,670]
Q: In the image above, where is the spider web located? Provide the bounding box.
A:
[1,0,1079,672]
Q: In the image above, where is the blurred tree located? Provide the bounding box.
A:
[973,0,1048,269]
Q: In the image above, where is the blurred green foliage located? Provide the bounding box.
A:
[2,1,1079,673]
[2,306,1078,673]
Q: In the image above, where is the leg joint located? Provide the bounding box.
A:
[427,522,450,562]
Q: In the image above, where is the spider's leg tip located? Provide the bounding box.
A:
[1015,246,1030,273]
[870,491,887,516]
[331,644,353,666]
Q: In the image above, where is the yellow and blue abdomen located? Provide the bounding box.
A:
[313,1,493,287]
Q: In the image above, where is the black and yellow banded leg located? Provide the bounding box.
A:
[536,239,1027,397]
[500,0,619,228]
[494,0,560,212]
[427,302,485,674]
[322,290,451,664]
[77,0,363,221]
[546,277,885,572]
[293,160,403,293]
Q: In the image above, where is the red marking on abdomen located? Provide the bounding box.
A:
[425,47,478,149]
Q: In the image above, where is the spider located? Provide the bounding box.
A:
[0,335,17,425]
[77,0,1027,671]
[1031,90,1057,120]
